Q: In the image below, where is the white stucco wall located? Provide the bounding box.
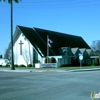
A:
[13,33,42,66]
[13,33,33,66]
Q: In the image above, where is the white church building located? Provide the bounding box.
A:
[5,25,92,68]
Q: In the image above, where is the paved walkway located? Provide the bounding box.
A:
[0,67,100,72]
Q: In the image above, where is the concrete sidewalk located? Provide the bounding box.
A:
[0,68,46,72]
[0,68,68,73]
[0,67,100,72]
[69,67,100,72]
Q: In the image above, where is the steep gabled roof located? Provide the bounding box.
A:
[86,49,92,55]
[79,48,86,54]
[71,48,79,54]
[17,25,90,57]
[90,50,98,56]
[60,47,73,58]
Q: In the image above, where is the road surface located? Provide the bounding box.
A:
[0,71,100,100]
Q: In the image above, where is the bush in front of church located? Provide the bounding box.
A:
[19,64,26,67]
[14,64,18,67]
[94,58,99,66]
[27,64,32,67]
[44,57,50,63]
[50,57,56,63]
[5,63,10,67]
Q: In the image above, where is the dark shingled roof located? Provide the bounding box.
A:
[17,25,90,57]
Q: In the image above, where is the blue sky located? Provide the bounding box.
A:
[0,0,100,56]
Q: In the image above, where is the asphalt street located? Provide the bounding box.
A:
[0,71,100,100]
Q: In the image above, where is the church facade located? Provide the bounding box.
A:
[5,25,92,67]
[13,33,34,66]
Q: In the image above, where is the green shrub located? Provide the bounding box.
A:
[44,57,50,63]
[27,64,32,67]
[19,64,26,67]
[94,58,99,66]
[5,64,10,67]
[60,64,72,67]
[34,60,40,63]
[50,57,56,63]
[14,64,18,67]
[82,63,91,66]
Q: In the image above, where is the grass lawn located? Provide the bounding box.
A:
[58,66,100,70]
[16,65,100,71]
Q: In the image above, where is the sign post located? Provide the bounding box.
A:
[79,54,83,69]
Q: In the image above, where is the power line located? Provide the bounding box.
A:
[20,0,74,3]
[0,0,100,9]
[1,3,100,9]
[13,0,100,6]
[21,0,98,4]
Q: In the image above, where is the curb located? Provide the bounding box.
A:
[68,68,100,72]
[0,68,100,73]
[0,70,31,72]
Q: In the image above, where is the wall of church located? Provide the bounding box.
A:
[57,58,71,67]
[13,33,42,66]
[13,33,33,66]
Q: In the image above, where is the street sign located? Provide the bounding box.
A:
[78,53,83,69]
[79,55,83,60]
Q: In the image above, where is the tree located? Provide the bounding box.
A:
[14,52,18,65]
[33,48,39,67]
[23,49,30,66]
[1,0,21,70]
[4,48,11,62]
[91,41,100,51]
[28,41,32,65]
[91,40,100,65]
[0,55,3,58]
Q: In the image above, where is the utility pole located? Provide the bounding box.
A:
[47,35,49,63]
[11,0,15,70]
